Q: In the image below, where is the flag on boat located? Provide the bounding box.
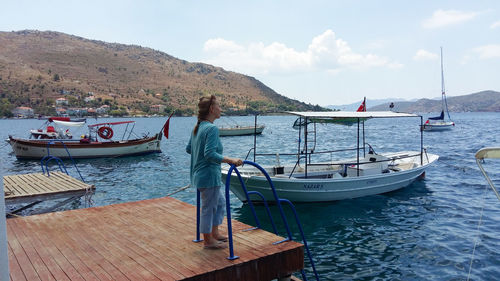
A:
[357,98,366,112]
[163,113,174,139]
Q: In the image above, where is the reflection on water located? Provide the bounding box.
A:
[1,113,500,280]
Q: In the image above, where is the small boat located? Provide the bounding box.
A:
[218,116,265,136]
[475,147,500,202]
[8,117,173,159]
[222,111,439,203]
[422,47,455,131]
[219,125,265,136]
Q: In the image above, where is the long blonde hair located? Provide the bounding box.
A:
[193,95,216,135]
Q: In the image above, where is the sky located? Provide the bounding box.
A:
[1,1,499,106]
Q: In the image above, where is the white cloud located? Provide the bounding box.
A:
[202,29,400,75]
[473,44,500,59]
[413,49,439,61]
[491,20,500,29]
[422,10,479,29]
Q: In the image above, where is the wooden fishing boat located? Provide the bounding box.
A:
[8,118,172,159]
[222,111,439,203]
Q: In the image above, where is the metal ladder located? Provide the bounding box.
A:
[195,160,320,281]
[41,140,85,182]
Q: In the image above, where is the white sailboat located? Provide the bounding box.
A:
[423,47,455,131]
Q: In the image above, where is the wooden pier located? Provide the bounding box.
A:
[3,172,95,216]
[7,196,304,280]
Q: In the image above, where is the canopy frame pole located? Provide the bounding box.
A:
[305,117,308,178]
[420,116,423,165]
[253,114,257,162]
[357,118,360,177]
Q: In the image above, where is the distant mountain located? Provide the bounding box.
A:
[327,98,415,111]
[0,30,322,116]
[368,90,500,112]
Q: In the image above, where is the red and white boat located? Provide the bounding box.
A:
[8,118,172,159]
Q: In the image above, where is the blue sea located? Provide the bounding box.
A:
[1,112,499,281]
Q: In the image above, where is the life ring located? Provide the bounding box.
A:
[97,126,114,139]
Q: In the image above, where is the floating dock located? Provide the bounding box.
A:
[3,172,95,215]
[6,196,304,280]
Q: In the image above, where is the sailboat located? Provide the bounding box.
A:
[422,47,455,131]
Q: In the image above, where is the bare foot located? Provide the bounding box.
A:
[203,242,227,250]
[215,235,228,242]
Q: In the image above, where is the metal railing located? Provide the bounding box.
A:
[40,140,85,182]
[195,160,319,281]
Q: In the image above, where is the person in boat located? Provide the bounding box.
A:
[186,95,243,250]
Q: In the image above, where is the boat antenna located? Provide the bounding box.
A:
[441,47,452,120]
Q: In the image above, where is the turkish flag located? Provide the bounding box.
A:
[163,113,174,138]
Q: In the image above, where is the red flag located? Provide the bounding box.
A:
[163,113,174,139]
[356,100,366,112]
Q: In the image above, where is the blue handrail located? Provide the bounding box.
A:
[194,160,319,280]
[40,140,85,183]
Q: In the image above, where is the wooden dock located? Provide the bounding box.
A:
[7,196,304,280]
[4,172,95,205]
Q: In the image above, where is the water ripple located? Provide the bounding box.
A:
[1,113,500,280]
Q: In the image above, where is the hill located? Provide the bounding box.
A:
[368,90,500,112]
[0,30,322,117]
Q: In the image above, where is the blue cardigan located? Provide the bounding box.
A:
[186,121,224,189]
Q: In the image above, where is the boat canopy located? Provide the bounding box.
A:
[475,147,500,159]
[88,121,135,128]
[52,119,86,127]
[48,117,71,122]
[287,111,419,119]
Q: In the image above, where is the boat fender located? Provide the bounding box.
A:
[98,126,114,139]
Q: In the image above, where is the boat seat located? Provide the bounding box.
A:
[346,154,390,177]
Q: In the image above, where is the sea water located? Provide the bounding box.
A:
[1,112,499,280]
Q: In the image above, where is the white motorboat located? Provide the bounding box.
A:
[222,111,439,203]
[219,125,265,136]
[475,147,500,202]
[423,47,455,131]
[8,119,171,159]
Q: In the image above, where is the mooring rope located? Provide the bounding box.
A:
[466,178,490,281]
[166,184,190,197]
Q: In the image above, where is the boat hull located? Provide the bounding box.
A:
[423,121,454,131]
[8,134,161,159]
[223,152,439,202]
[219,125,265,136]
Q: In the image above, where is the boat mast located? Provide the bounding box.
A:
[441,47,452,120]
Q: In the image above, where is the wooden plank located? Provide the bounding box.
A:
[62,207,179,280]
[30,214,129,281]
[8,196,304,281]
[4,176,34,197]
[7,224,42,281]
[9,218,75,281]
[8,243,27,281]
[4,173,94,206]
[86,207,195,278]
[46,212,151,281]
